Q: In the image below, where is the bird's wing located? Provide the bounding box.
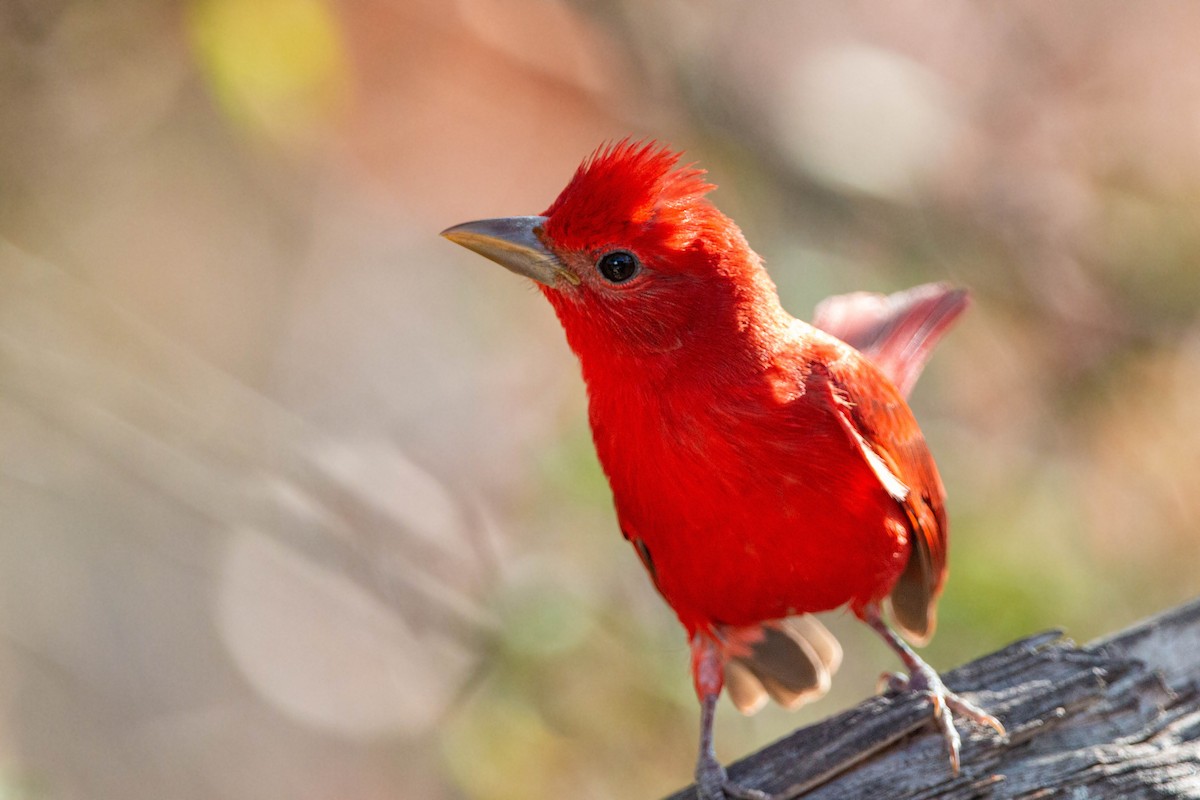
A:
[812,283,968,398]
[821,353,949,645]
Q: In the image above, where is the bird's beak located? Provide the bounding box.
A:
[440,216,578,287]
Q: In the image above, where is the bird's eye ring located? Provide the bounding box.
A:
[596,250,640,284]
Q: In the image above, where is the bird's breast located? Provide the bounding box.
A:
[587,367,908,632]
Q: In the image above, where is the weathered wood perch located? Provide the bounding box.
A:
[666,598,1200,799]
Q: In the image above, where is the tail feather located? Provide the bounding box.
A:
[724,616,842,714]
[724,660,769,715]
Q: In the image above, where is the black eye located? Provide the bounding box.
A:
[596,250,640,283]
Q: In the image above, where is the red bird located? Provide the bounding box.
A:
[443,141,1003,799]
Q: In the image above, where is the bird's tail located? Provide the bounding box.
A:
[724,615,843,715]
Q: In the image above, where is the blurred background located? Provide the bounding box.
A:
[2,1,1199,798]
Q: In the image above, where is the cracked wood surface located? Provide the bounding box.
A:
[665,599,1200,799]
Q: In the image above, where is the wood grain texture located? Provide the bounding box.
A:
[665,599,1200,799]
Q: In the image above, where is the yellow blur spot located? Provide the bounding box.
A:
[187,0,349,149]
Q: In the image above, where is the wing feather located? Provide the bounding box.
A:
[812,283,968,398]
[823,353,949,645]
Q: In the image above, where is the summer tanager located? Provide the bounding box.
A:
[443,141,1003,799]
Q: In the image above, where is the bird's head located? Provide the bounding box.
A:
[442,141,783,372]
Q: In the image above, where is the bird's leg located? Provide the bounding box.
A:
[691,635,773,800]
[861,606,1005,773]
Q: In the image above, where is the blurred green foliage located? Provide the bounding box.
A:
[187,0,349,147]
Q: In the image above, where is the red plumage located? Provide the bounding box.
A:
[443,140,1001,798]
[537,141,948,638]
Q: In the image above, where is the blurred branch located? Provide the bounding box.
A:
[0,239,499,646]
[666,598,1200,799]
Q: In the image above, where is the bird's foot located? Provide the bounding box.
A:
[877,666,1006,773]
[696,755,773,800]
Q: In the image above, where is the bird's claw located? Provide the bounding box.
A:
[696,757,775,800]
[720,783,774,800]
[876,670,908,694]
[884,665,1006,774]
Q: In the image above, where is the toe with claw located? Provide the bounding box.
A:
[887,661,1006,772]
[864,607,1006,774]
[696,757,774,800]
